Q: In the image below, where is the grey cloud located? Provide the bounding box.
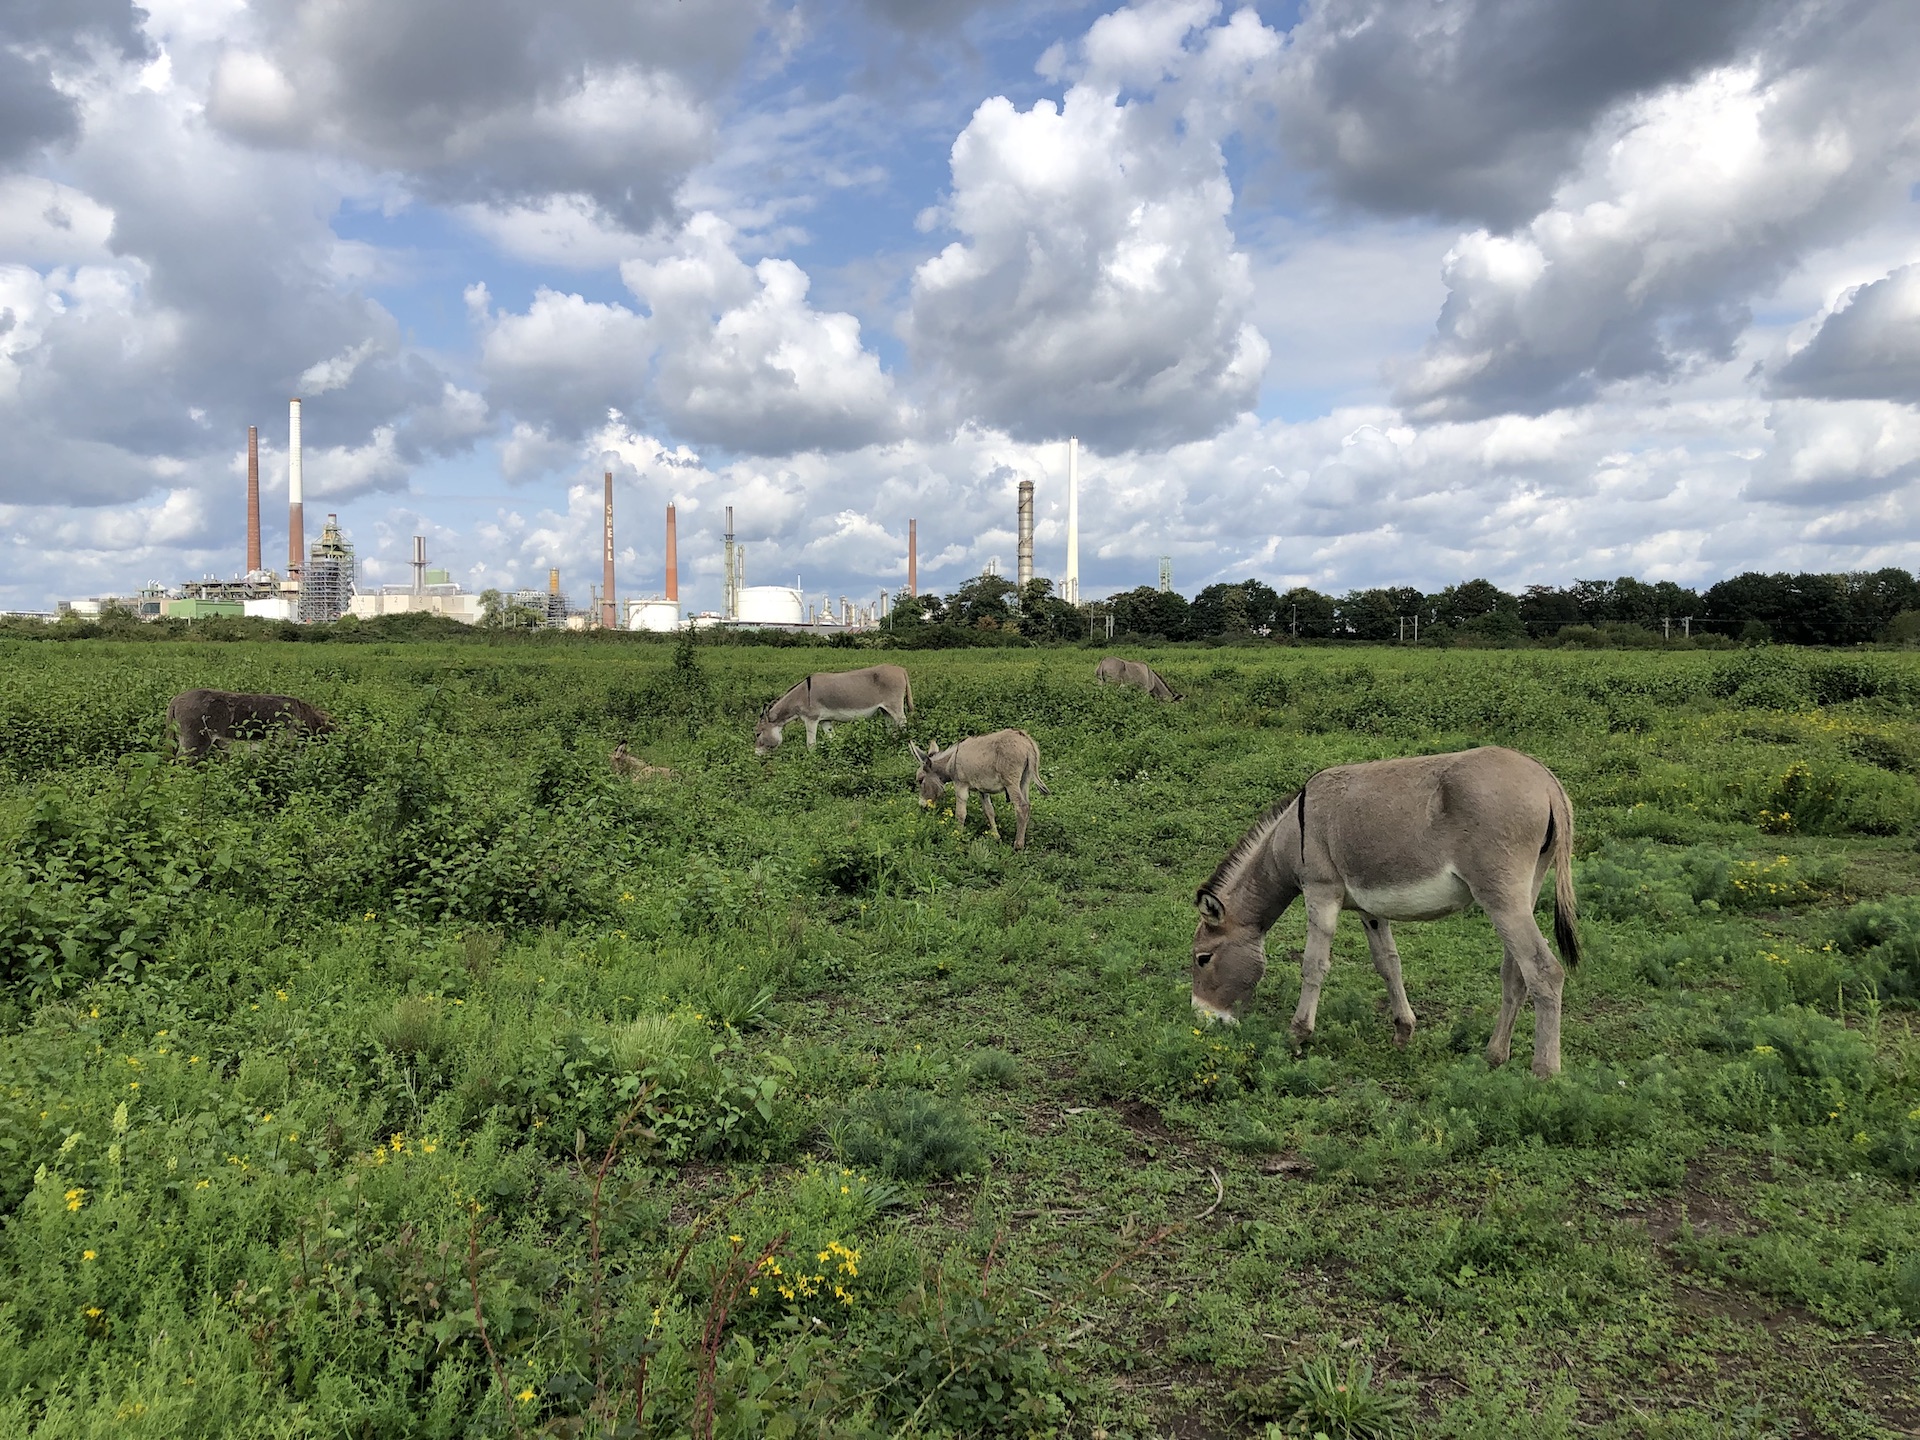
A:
[1774,264,1920,402]
[0,0,152,164]
[908,85,1268,451]
[0,77,474,512]
[207,0,764,228]
[1271,0,1774,229]
[1393,0,1920,420]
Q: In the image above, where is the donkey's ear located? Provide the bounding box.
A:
[1196,890,1225,923]
[908,741,925,764]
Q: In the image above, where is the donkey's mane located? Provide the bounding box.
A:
[1201,790,1300,899]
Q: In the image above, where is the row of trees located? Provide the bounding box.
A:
[884,568,1920,647]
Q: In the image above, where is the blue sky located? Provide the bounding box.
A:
[3,0,1918,614]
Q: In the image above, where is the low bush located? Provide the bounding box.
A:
[1829,895,1920,1002]
[828,1088,982,1181]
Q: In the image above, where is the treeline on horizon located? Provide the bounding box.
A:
[895,566,1920,649]
[8,566,1920,650]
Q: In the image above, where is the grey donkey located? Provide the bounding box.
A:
[910,730,1051,850]
[755,664,913,755]
[1094,656,1180,701]
[168,688,334,762]
[1190,745,1579,1076]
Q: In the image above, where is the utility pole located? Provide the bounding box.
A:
[1683,616,1692,639]
[1663,615,1671,640]
[1291,604,1297,639]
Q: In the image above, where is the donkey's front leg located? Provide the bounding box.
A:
[1289,896,1342,1050]
[979,792,1000,839]
[953,784,969,833]
[803,717,821,749]
[1361,915,1417,1047]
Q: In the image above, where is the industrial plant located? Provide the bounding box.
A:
[49,406,1101,632]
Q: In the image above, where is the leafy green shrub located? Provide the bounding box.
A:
[839,1259,1084,1433]
[1829,895,1920,1002]
[1437,1063,1656,1148]
[829,1088,981,1180]
[1749,758,1919,836]
[1699,1006,1878,1130]
[1257,1356,1413,1439]
[1581,841,1840,924]
[1712,649,1810,708]
[0,773,222,998]
[1894,1254,1920,1324]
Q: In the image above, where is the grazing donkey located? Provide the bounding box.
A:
[754,664,912,756]
[168,688,334,762]
[910,731,1051,850]
[1190,746,1580,1076]
[609,742,675,781]
[1095,656,1180,701]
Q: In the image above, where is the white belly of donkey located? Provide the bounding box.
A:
[1344,869,1472,921]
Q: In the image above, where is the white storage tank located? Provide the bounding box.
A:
[624,598,681,632]
[736,585,805,625]
[245,597,298,621]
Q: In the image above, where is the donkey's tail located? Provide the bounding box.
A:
[1547,779,1580,968]
[904,671,915,714]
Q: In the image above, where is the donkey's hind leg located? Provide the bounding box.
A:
[1484,902,1566,1076]
[1360,916,1416,1048]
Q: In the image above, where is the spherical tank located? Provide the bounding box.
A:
[624,598,681,632]
[735,585,806,625]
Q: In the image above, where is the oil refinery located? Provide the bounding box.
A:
[47,406,1087,632]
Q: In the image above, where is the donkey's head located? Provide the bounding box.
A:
[1190,886,1268,1024]
[753,705,786,757]
[908,741,948,806]
[294,699,336,735]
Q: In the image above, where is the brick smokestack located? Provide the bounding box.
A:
[602,471,616,629]
[908,519,917,596]
[246,425,261,573]
[665,503,678,602]
[288,398,304,576]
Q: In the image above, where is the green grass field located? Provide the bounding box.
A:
[3,637,1919,1439]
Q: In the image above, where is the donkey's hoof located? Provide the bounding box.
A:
[1288,1023,1314,1053]
[1484,1044,1511,1069]
[1393,1020,1415,1050]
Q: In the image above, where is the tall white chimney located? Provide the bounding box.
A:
[288,398,304,577]
[1064,436,1079,605]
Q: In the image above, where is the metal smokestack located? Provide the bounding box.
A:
[288,399,304,577]
[1016,478,1034,591]
[908,519,917,596]
[602,471,616,629]
[665,504,679,602]
[723,505,737,619]
[246,426,261,574]
[1064,436,1078,605]
[548,567,559,595]
[412,535,426,595]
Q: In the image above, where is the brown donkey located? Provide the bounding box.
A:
[1190,746,1579,1076]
